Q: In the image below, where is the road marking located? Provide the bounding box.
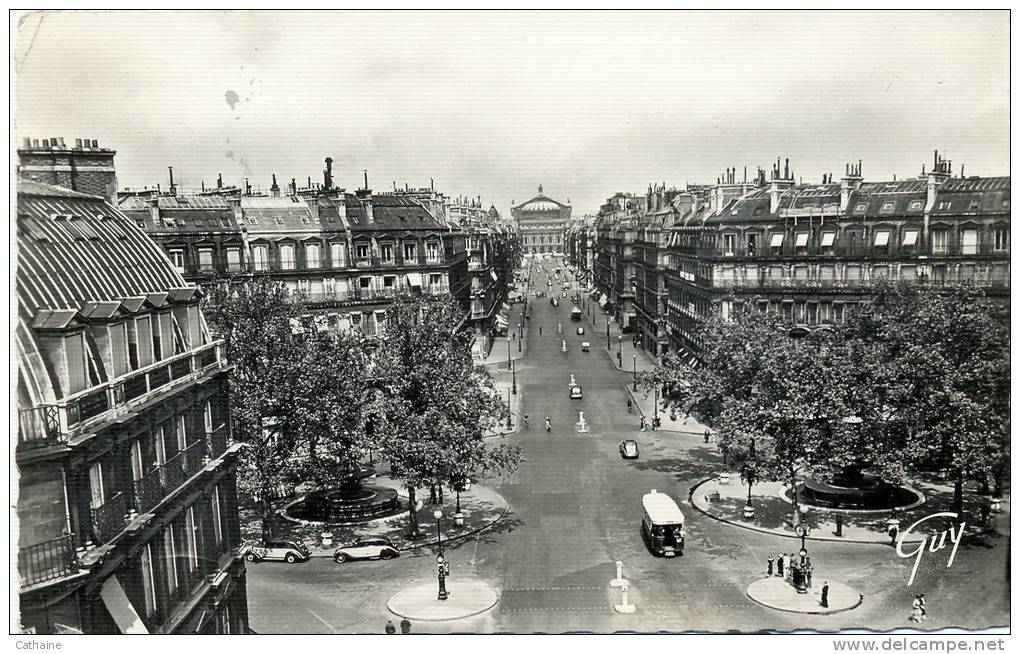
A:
[470,533,481,565]
[734,525,764,571]
[305,608,337,633]
[505,587,601,592]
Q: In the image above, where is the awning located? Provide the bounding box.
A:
[820,232,836,247]
[599,296,608,308]
[902,230,918,246]
[874,231,890,246]
[795,233,809,247]
[770,234,784,247]
[100,576,149,634]
[406,273,423,288]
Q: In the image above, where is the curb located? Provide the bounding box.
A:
[688,476,926,546]
[745,583,863,616]
[622,385,692,436]
[397,496,512,553]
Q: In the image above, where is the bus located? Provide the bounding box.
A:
[641,489,685,557]
[570,307,583,321]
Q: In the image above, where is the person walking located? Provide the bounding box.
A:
[888,510,900,547]
[385,619,396,634]
[918,593,927,620]
[776,553,784,578]
[400,618,412,634]
[909,595,923,623]
[639,416,647,432]
[627,398,633,413]
[767,553,775,577]
[545,417,552,432]
[539,325,543,335]
[820,582,829,608]
[523,413,530,429]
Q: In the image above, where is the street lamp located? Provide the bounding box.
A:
[632,354,637,390]
[511,360,517,395]
[506,334,511,369]
[606,321,610,350]
[506,388,512,429]
[434,509,449,601]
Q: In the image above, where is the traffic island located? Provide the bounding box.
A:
[747,577,862,615]
[387,578,499,621]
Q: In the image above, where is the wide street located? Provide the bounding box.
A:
[247,261,1009,634]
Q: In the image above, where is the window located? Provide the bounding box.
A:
[880,202,895,213]
[151,314,163,361]
[932,229,948,254]
[198,249,214,271]
[359,277,371,289]
[383,275,396,288]
[909,200,923,211]
[131,441,144,482]
[819,265,835,280]
[961,228,978,254]
[747,234,757,256]
[820,232,836,250]
[937,200,950,211]
[252,245,269,272]
[305,243,320,269]
[331,243,345,267]
[855,203,867,212]
[164,524,178,595]
[874,231,890,247]
[211,487,223,545]
[845,264,862,281]
[969,199,980,211]
[356,243,369,260]
[380,243,394,263]
[274,217,285,225]
[769,233,784,252]
[127,320,139,370]
[141,544,157,617]
[994,227,1008,251]
[309,279,323,294]
[794,232,809,253]
[430,273,442,286]
[403,243,416,261]
[226,248,241,271]
[88,463,104,509]
[872,265,889,279]
[280,244,296,270]
[169,250,185,273]
[723,234,735,255]
[156,425,169,466]
[185,506,199,572]
[426,242,440,262]
[176,415,188,455]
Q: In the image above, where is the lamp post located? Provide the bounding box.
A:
[518,322,523,351]
[434,510,449,601]
[511,360,517,395]
[506,388,512,429]
[632,354,637,390]
[606,321,610,351]
[506,334,511,369]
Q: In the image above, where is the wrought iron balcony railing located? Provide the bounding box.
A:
[133,441,208,514]
[91,492,127,544]
[18,534,79,587]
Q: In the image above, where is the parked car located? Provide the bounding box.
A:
[241,539,311,564]
[581,341,590,352]
[576,326,585,335]
[569,385,583,399]
[333,536,400,564]
[619,440,640,459]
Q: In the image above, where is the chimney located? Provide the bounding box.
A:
[217,173,223,189]
[168,166,176,196]
[17,135,118,201]
[245,178,251,196]
[271,174,280,197]
[324,157,333,190]
[839,160,863,212]
[291,178,297,195]
[363,169,368,190]
[364,195,374,224]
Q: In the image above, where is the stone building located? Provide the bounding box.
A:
[662,154,1010,364]
[15,140,247,634]
[512,185,571,256]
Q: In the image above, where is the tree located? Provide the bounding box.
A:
[372,294,522,536]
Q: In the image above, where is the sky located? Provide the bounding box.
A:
[13,10,1010,216]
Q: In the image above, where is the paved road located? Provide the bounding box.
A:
[247,262,1010,634]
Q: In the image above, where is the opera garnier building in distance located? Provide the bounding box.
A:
[512,185,572,256]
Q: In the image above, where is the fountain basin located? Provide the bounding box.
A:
[282,484,404,525]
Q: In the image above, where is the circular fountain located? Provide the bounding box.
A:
[791,463,924,512]
[282,461,404,525]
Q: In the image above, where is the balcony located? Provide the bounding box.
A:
[17,342,226,451]
[207,424,230,459]
[91,492,128,544]
[134,441,208,514]
[18,534,79,587]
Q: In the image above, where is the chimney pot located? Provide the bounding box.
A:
[42,139,49,148]
[23,137,31,148]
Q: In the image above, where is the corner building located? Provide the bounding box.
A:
[15,140,248,634]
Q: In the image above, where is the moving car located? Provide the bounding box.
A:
[576,326,585,335]
[569,385,583,399]
[333,536,400,563]
[641,490,685,557]
[551,297,559,307]
[619,439,640,459]
[242,539,311,564]
[570,307,583,321]
[581,341,590,352]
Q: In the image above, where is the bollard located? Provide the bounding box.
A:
[835,514,843,537]
[609,560,627,587]
[719,472,730,485]
[614,581,636,614]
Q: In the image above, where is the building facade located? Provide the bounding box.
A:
[512,186,571,256]
[16,139,248,634]
[661,155,1010,364]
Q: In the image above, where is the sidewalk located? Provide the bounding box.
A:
[486,377,523,438]
[624,384,710,436]
[480,302,529,368]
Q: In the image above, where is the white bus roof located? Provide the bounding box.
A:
[642,490,685,525]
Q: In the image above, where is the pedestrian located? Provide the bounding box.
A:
[918,593,927,620]
[909,595,923,623]
[888,511,900,547]
[820,581,829,608]
[627,398,633,413]
[545,417,552,432]
[385,619,396,634]
[653,416,661,430]
[639,416,647,432]
[539,325,543,335]
[776,553,784,578]
[429,484,437,504]
[400,617,412,634]
[767,553,774,576]
[981,498,991,529]
[782,552,791,579]
[704,430,710,444]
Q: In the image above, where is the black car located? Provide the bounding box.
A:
[619,440,640,459]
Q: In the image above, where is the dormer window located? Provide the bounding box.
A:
[855,203,867,212]
[909,200,923,211]
[874,230,890,250]
[356,243,369,260]
[275,217,285,225]
[168,249,185,273]
[880,202,895,213]
[938,200,950,210]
